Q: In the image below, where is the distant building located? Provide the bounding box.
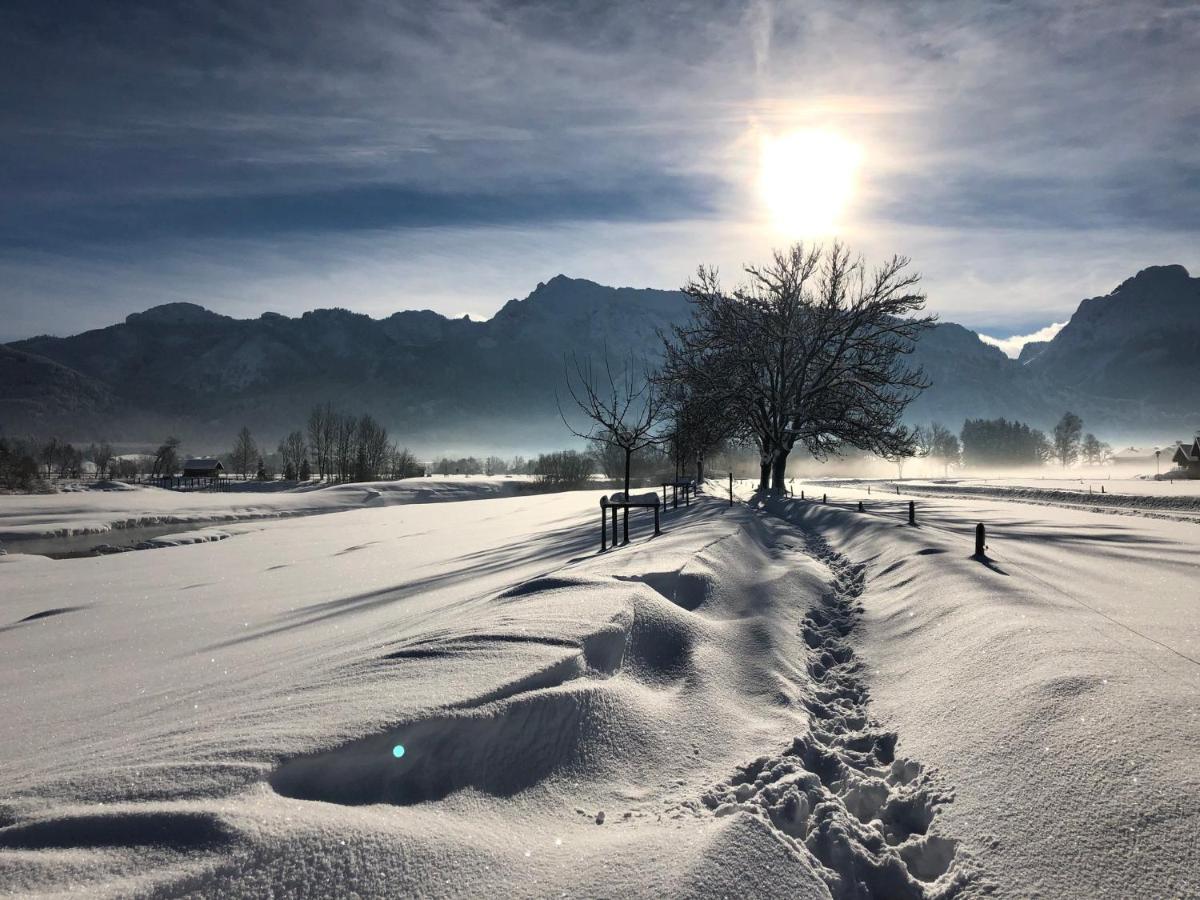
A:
[1110,446,1157,465]
[181,458,224,478]
[1170,437,1200,477]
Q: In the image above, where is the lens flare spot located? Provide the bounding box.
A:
[392,744,406,759]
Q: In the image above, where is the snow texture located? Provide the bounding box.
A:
[1,479,1198,897]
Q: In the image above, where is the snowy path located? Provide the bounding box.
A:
[751,480,1200,898]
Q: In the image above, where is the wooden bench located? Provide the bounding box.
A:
[600,492,661,550]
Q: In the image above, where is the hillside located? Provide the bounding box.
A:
[4,267,1198,449]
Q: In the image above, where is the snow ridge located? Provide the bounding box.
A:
[691,527,976,898]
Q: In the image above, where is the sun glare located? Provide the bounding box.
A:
[758,129,863,237]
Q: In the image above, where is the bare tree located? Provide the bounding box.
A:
[559,351,667,514]
[911,422,960,476]
[278,430,307,481]
[1053,412,1083,467]
[87,441,114,479]
[390,446,419,479]
[152,436,181,478]
[664,242,933,494]
[1081,432,1111,466]
[354,414,389,481]
[328,412,353,481]
[306,403,339,481]
[231,426,257,479]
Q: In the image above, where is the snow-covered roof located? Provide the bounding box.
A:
[182,457,223,469]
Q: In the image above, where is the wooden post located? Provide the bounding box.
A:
[858,500,864,512]
[908,500,915,526]
[600,498,609,551]
[822,493,827,504]
[612,505,618,547]
[729,472,733,507]
[663,484,668,506]
[975,523,986,556]
[654,502,661,535]
[801,490,805,500]
[622,505,630,545]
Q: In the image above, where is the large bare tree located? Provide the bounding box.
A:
[664,242,933,494]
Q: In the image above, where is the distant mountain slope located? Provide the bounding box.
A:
[0,345,115,432]
[4,267,1197,448]
[1026,265,1200,398]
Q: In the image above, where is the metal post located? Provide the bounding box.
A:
[975,523,986,556]
[908,500,915,526]
[600,498,608,551]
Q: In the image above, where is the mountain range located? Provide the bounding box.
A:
[3,265,1198,453]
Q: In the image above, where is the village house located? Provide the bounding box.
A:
[1170,436,1200,478]
[181,458,224,478]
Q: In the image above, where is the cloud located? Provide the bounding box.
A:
[978,322,1067,359]
[1,0,1198,339]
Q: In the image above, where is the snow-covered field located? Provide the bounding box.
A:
[1,481,1197,897]
[0,477,531,543]
[794,475,1200,524]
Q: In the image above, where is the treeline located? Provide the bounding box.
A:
[0,435,140,490]
[223,404,423,483]
[931,411,1111,470]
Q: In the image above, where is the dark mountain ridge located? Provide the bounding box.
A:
[4,267,1197,452]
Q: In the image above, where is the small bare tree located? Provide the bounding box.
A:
[559,351,667,514]
[231,426,257,479]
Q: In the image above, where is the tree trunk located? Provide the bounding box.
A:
[623,447,632,543]
[758,459,770,492]
[770,451,789,495]
[696,453,704,485]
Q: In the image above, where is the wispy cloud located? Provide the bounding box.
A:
[1,0,1197,338]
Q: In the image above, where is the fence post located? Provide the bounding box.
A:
[822,493,827,504]
[801,490,805,500]
[600,498,609,551]
[858,500,864,512]
[654,501,662,535]
[663,484,668,506]
[975,522,986,556]
[622,504,630,545]
[611,505,618,547]
[729,472,733,507]
[908,500,916,526]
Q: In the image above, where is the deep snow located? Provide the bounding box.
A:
[1,480,1197,897]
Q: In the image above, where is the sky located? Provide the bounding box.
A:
[1,0,1198,346]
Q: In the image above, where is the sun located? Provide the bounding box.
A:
[758,129,863,237]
